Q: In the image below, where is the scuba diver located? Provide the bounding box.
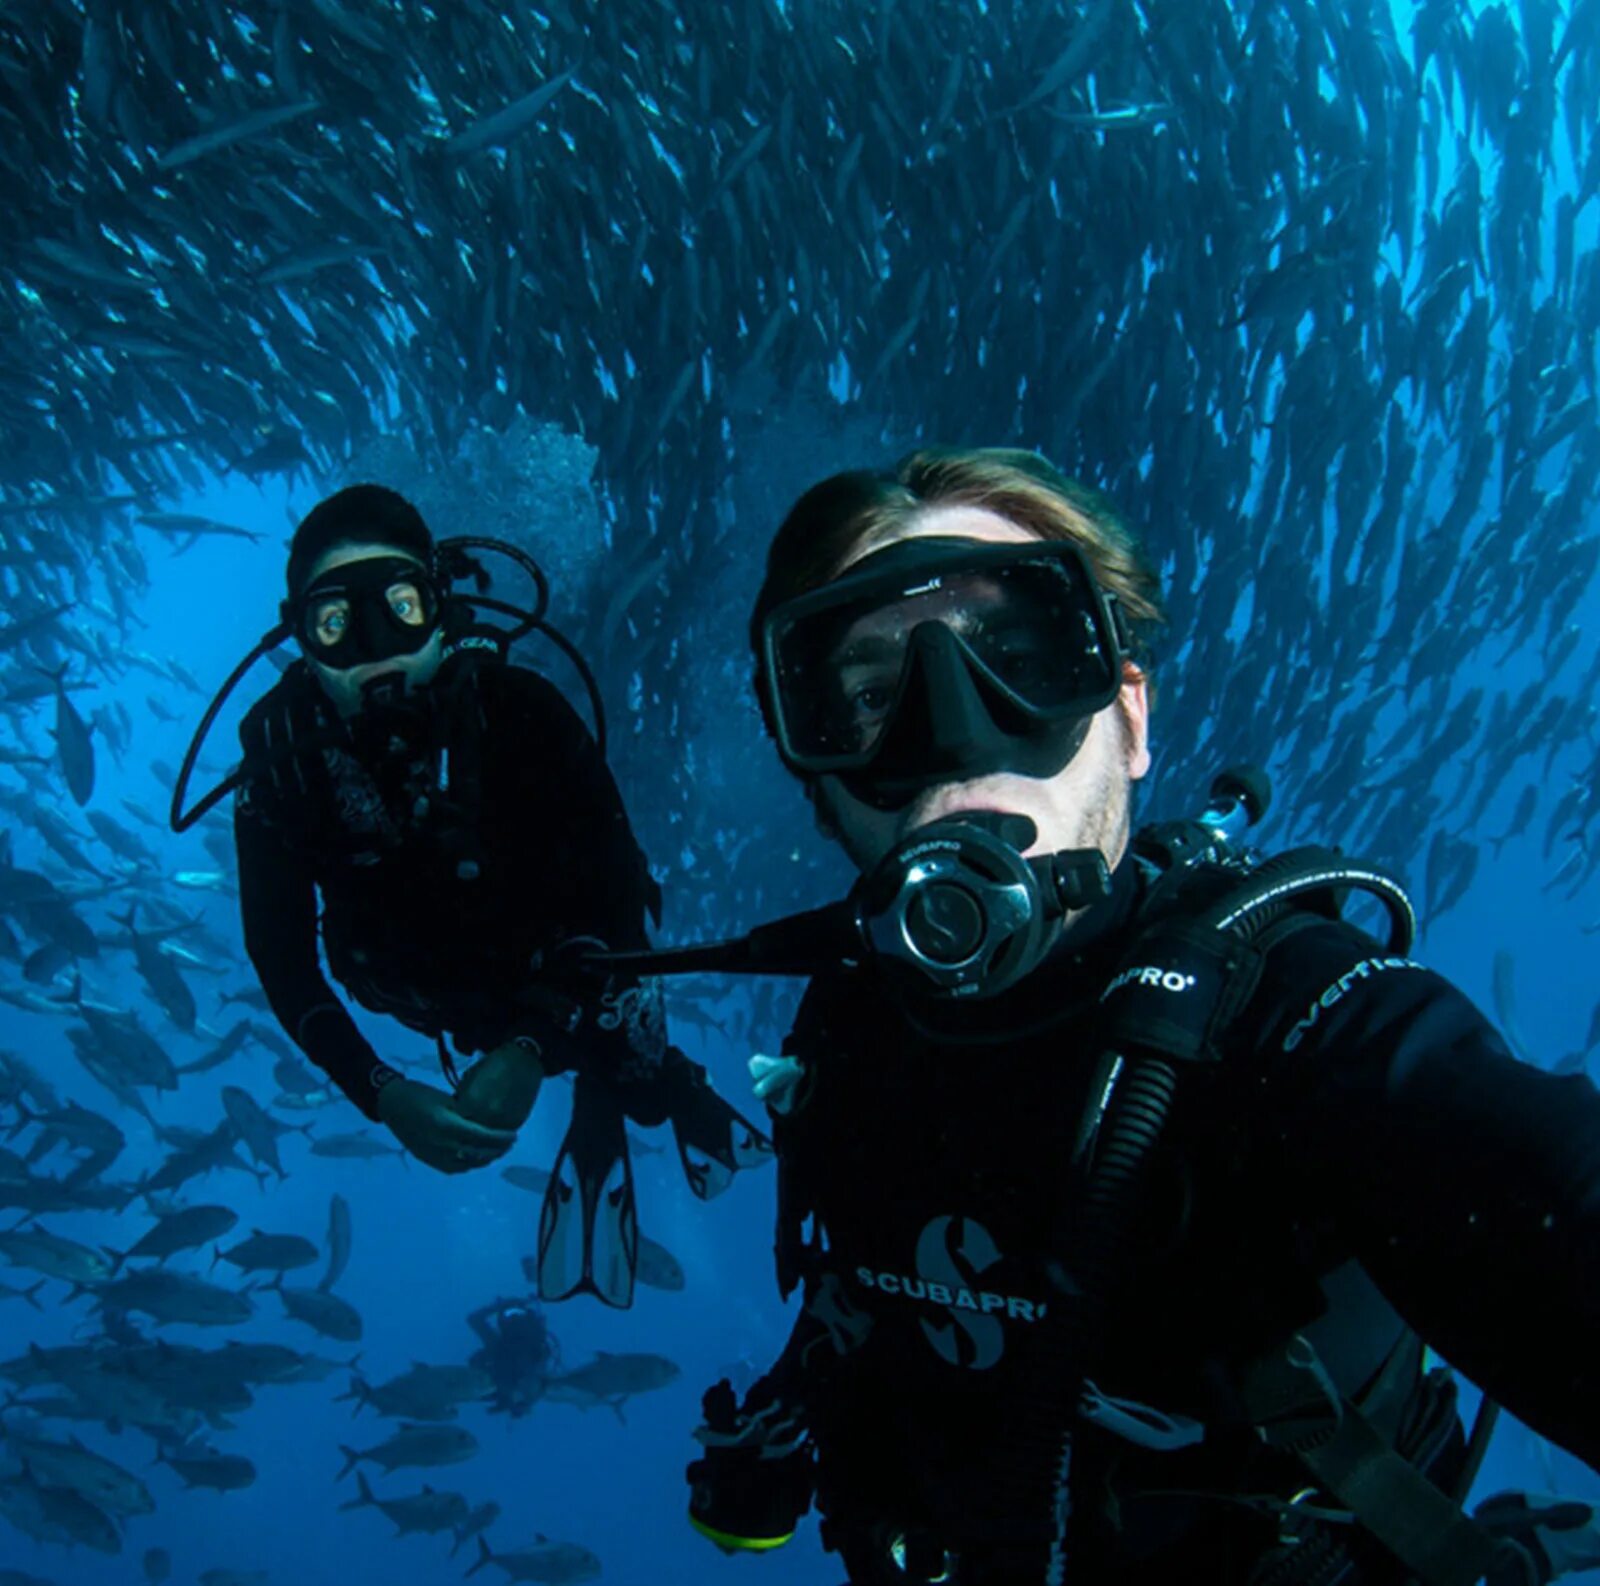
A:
[656,449,1600,1583]
[466,1295,558,1418]
[173,484,769,1307]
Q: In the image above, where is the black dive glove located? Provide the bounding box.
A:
[687,1377,813,1555]
[1476,1492,1600,1585]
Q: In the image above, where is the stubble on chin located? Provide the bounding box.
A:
[1087,704,1138,868]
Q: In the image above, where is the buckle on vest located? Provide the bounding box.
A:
[1275,1486,1328,1549]
[1248,1334,1345,1454]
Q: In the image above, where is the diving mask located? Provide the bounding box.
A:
[285,555,443,671]
[759,537,1130,808]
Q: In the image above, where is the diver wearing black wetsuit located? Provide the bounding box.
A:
[466,1296,557,1417]
[235,638,663,1114]
[683,450,1600,1585]
[231,485,768,1306]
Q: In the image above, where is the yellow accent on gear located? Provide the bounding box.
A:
[689,1513,795,1552]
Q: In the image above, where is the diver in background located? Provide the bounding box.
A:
[682,449,1600,1584]
[227,484,769,1307]
[466,1295,558,1418]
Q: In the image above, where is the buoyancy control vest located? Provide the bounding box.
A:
[235,649,492,883]
[774,834,1506,1586]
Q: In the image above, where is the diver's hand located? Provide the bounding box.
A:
[455,1039,547,1132]
[1477,1492,1600,1585]
[375,1077,518,1175]
[749,1053,805,1116]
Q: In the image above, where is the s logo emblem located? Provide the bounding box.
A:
[916,1215,1004,1370]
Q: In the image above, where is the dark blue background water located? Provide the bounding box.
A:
[0,443,1594,1586]
[2,0,1599,1581]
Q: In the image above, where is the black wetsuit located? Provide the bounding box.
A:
[756,853,1600,1584]
[467,1298,556,1416]
[234,658,665,1118]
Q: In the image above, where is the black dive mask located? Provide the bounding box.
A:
[285,555,443,671]
[760,538,1130,810]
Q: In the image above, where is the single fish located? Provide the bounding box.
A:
[636,1232,686,1292]
[1046,102,1172,131]
[338,1362,492,1422]
[255,244,381,288]
[121,798,166,831]
[86,810,159,868]
[0,1223,115,1289]
[137,512,264,548]
[2,1427,156,1516]
[542,1351,681,1422]
[338,1469,469,1536]
[212,1230,318,1275]
[501,1164,551,1195]
[220,1084,292,1176]
[336,1421,478,1479]
[103,1204,239,1273]
[311,1132,407,1162]
[178,1022,256,1077]
[0,1469,122,1552]
[155,1442,256,1491]
[271,1277,364,1342]
[111,906,197,1032]
[155,99,320,170]
[466,1534,601,1583]
[0,603,73,656]
[218,986,272,1013]
[321,1193,352,1293]
[442,68,578,158]
[35,665,94,806]
[92,1268,254,1327]
[1491,951,1534,1065]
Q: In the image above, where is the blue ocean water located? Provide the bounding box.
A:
[1,0,1598,1582]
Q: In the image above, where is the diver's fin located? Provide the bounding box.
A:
[535,1075,638,1309]
[668,1063,774,1201]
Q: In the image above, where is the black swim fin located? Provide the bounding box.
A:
[666,1055,774,1201]
[535,1074,638,1308]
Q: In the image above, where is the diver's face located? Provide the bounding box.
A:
[812,506,1151,873]
[300,540,443,717]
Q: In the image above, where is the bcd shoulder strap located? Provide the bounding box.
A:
[1237,1329,1505,1586]
[1108,847,1505,1586]
[237,664,342,826]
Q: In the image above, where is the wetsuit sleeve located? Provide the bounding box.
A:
[1244,921,1600,1473]
[492,668,656,951]
[233,796,394,1121]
